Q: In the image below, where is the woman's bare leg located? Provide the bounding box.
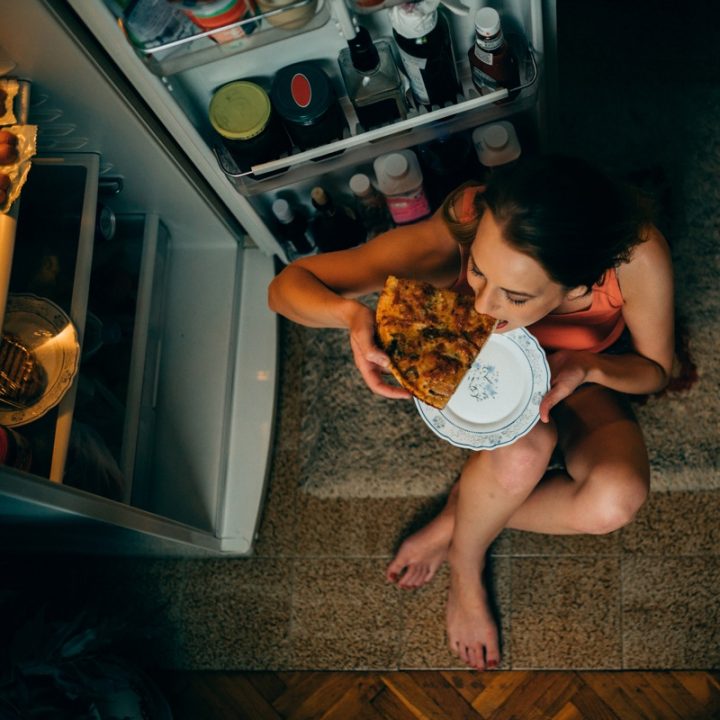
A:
[385,387,650,587]
[447,387,650,669]
[386,386,651,669]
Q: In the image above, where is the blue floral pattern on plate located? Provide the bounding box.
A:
[414,328,550,450]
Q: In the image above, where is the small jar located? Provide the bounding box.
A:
[180,0,257,42]
[255,0,317,30]
[209,80,291,171]
[270,63,348,151]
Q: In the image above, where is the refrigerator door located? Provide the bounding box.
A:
[0,0,277,555]
[65,0,557,259]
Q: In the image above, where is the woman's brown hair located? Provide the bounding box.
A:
[441,155,655,289]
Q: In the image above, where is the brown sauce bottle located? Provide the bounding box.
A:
[467,7,520,103]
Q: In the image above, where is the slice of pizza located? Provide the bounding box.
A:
[375,275,497,409]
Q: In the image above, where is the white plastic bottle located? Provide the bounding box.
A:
[472,121,522,169]
[373,150,431,225]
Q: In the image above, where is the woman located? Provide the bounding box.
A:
[268,154,674,670]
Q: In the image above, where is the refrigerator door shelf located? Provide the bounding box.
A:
[217,44,538,195]
[133,0,331,77]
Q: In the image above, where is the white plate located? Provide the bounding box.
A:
[414,328,550,450]
[0,294,80,427]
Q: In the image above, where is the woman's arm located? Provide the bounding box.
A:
[267,207,462,397]
[540,226,674,420]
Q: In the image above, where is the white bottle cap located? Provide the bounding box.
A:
[389,0,439,40]
[472,121,521,167]
[484,124,509,150]
[349,173,372,197]
[272,198,293,223]
[474,7,500,36]
[384,153,409,179]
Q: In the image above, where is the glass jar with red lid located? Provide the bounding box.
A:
[270,62,348,151]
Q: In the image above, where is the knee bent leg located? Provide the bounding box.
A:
[575,471,649,535]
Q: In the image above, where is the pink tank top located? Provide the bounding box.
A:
[450,186,626,353]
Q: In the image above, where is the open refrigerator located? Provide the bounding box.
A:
[0,0,556,556]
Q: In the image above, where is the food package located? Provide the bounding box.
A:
[0,124,37,214]
[0,78,19,126]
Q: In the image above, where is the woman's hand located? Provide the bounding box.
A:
[347,303,412,400]
[539,349,591,422]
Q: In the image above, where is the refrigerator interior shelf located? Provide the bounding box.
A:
[6,156,168,510]
[216,41,539,195]
[138,0,331,77]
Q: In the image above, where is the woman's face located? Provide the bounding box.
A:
[467,209,570,332]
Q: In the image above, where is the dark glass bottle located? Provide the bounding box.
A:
[468,7,520,102]
[309,187,366,252]
[416,132,482,208]
[389,1,460,109]
[271,198,316,259]
[338,27,409,131]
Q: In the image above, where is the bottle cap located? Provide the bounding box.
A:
[474,7,500,36]
[272,198,293,223]
[349,173,372,197]
[209,81,271,141]
[311,186,329,207]
[472,121,521,167]
[389,0,439,39]
[384,153,409,179]
[348,27,380,73]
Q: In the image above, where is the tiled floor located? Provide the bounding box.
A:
[9,0,716,673]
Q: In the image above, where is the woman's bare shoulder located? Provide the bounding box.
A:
[618,224,673,297]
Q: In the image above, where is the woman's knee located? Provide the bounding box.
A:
[574,467,649,535]
[484,421,558,496]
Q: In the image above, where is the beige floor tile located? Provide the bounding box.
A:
[510,557,622,669]
[289,557,401,669]
[398,558,512,669]
[622,490,720,555]
[294,494,439,557]
[167,558,293,670]
[622,556,720,668]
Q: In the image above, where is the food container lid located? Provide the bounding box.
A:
[474,7,500,36]
[209,81,271,140]
[271,63,335,125]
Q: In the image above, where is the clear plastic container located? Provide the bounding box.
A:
[472,121,522,168]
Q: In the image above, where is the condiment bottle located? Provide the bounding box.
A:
[309,186,366,252]
[209,80,291,171]
[468,7,520,102]
[472,121,521,170]
[389,0,460,109]
[348,173,394,238]
[271,198,316,259]
[373,150,431,225]
[270,63,348,151]
[338,26,409,131]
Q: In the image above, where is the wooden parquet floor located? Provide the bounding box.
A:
[157,670,720,720]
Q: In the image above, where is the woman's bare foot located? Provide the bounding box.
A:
[385,511,454,589]
[446,571,500,670]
